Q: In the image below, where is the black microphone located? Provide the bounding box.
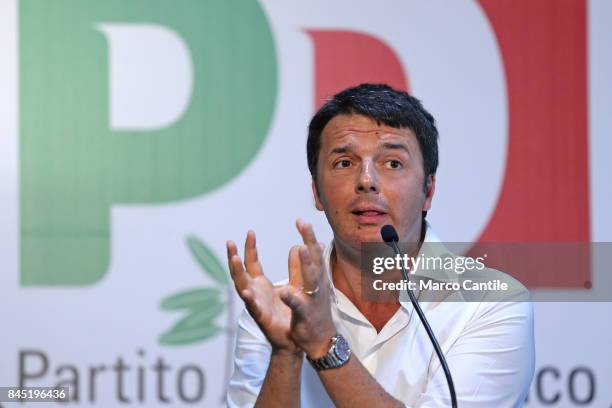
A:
[380,224,399,244]
[380,225,458,408]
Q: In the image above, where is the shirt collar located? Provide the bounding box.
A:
[322,221,461,311]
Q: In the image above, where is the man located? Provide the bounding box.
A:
[226,84,534,407]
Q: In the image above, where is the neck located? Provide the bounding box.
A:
[331,219,427,289]
[329,220,427,332]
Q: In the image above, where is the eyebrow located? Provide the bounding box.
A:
[381,142,412,157]
[329,145,353,155]
[329,143,412,157]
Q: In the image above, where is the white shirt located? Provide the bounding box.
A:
[227,225,535,407]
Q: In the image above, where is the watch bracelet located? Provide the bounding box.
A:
[307,334,351,370]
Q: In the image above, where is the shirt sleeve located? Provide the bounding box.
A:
[226,308,271,408]
[415,300,535,407]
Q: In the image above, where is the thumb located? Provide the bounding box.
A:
[279,286,306,317]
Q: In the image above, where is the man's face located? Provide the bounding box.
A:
[313,114,435,247]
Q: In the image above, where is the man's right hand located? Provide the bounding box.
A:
[227,231,303,355]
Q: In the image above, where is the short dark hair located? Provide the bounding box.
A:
[307,83,439,189]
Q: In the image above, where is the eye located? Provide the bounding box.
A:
[334,159,352,169]
[386,160,403,169]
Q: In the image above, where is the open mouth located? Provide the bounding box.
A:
[352,210,386,216]
[351,209,388,224]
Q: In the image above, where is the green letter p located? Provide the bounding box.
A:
[19,0,276,286]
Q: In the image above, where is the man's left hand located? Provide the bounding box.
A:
[279,220,338,359]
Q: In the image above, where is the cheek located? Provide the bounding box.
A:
[385,178,425,209]
[320,177,350,204]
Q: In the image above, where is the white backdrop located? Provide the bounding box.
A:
[1,0,611,406]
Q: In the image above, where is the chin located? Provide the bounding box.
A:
[352,225,384,243]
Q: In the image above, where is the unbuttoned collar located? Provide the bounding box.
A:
[322,221,462,314]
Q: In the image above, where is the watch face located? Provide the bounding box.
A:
[334,335,351,360]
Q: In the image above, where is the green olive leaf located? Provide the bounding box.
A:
[160,287,221,310]
[159,323,221,346]
[171,302,225,331]
[187,236,230,286]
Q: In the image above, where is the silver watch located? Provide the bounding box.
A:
[307,334,351,370]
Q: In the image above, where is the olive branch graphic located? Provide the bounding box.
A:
[159,235,235,399]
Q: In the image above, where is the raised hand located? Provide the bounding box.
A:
[279,220,337,359]
[227,231,302,355]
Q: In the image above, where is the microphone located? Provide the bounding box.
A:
[380,224,399,244]
[380,225,458,408]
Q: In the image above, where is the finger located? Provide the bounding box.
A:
[288,245,303,288]
[279,286,307,317]
[229,254,251,293]
[226,240,240,280]
[244,230,263,277]
[299,245,320,290]
[296,220,323,265]
[227,240,238,261]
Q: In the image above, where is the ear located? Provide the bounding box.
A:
[422,174,436,212]
[311,179,324,211]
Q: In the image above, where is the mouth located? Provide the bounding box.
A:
[350,207,388,225]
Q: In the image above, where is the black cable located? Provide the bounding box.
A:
[381,225,458,408]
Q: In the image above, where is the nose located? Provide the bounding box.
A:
[356,160,379,194]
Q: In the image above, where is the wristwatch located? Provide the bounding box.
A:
[307,334,351,370]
